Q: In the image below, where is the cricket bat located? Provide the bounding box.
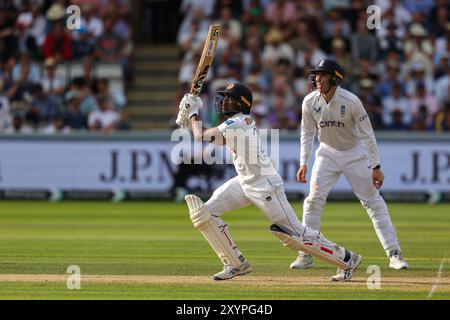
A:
[190,25,220,96]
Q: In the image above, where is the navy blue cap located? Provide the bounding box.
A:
[218,82,253,108]
[310,59,344,79]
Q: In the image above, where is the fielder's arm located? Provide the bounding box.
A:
[190,115,226,146]
[352,98,380,169]
[300,99,317,167]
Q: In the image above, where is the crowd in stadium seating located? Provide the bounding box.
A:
[176,0,450,132]
[0,0,131,134]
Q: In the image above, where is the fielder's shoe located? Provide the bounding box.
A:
[290,253,314,269]
[389,249,409,270]
[331,252,363,282]
[213,260,253,281]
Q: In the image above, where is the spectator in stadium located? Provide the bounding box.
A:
[293,64,313,100]
[40,115,71,134]
[213,0,244,19]
[322,9,352,52]
[385,109,410,131]
[95,15,127,63]
[402,0,435,17]
[433,101,450,131]
[69,78,98,115]
[405,62,434,96]
[73,26,95,60]
[80,56,97,90]
[435,62,450,106]
[329,37,352,82]
[12,52,40,85]
[88,97,121,134]
[77,3,104,40]
[270,74,295,110]
[409,82,439,122]
[40,57,65,97]
[267,93,297,130]
[264,0,296,29]
[0,5,18,63]
[26,83,62,126]
[378,22,404,60]
[95,78,126,110]
[8,55,37,103]
[350,58,379,96]
[410,105,433,131]
[213,6,242,42]
[95,15,130,79]
[63,90,87,130]
[404,23,434,75]
[434,53,449,80]
[295,37,326,70]
[288,18,311,54]
[177,9,209,54]
[43,21,73,62]
[14,18,39,60]
[375,0,412,30]
[351,17,378,63]
[100,0,130,18]
[242,34,264,79]
[241,0,268,37]
[0,95,12,132]
[4,114,33,134]
[429,2,449,39]
[1,57,16,97]
[382,83,412,127]
[178,14,208,60]
[45,2,66,23]
[262,28,295,73]
[180,0,216,19]
[379,62,407,97]
[28,2,46,48]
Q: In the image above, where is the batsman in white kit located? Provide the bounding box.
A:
[290,59,409,277]
[176,82,362,281]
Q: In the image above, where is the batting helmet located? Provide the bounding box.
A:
[310,59,344,87]
[215,82,253,115]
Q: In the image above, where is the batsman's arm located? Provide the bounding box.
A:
[190,115,226,146]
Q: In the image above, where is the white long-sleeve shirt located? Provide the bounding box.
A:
[300,87,380,168]
[218,113,278,184]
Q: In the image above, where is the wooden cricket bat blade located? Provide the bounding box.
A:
[190,25,220,96]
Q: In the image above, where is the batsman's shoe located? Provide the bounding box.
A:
[331,252,363,282]
[389,250,409,270]
[290,253,314,269]
[213,260,253,281]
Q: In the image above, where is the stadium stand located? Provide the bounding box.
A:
[0,0,131,134]
[0,0,449,132]
[170,0,450,132]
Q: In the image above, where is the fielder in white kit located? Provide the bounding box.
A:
[290,59,409,277]
[176,82,362,281]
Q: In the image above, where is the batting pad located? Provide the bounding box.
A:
[185,194,243,267]
[270,224,350,269]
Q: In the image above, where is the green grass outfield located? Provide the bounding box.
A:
[0,201,449,300]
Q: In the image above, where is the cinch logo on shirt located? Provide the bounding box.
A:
[319,120,345,128]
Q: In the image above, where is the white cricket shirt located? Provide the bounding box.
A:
[300,87,380,168]
[218,113,278,183]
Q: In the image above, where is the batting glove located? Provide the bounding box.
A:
[175,108,189,129]
[180,93,203,119]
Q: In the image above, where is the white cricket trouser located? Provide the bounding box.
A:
[205,174,305,237]
[303,143,400,252]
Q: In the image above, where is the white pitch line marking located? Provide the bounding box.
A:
[427,258,446,299]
